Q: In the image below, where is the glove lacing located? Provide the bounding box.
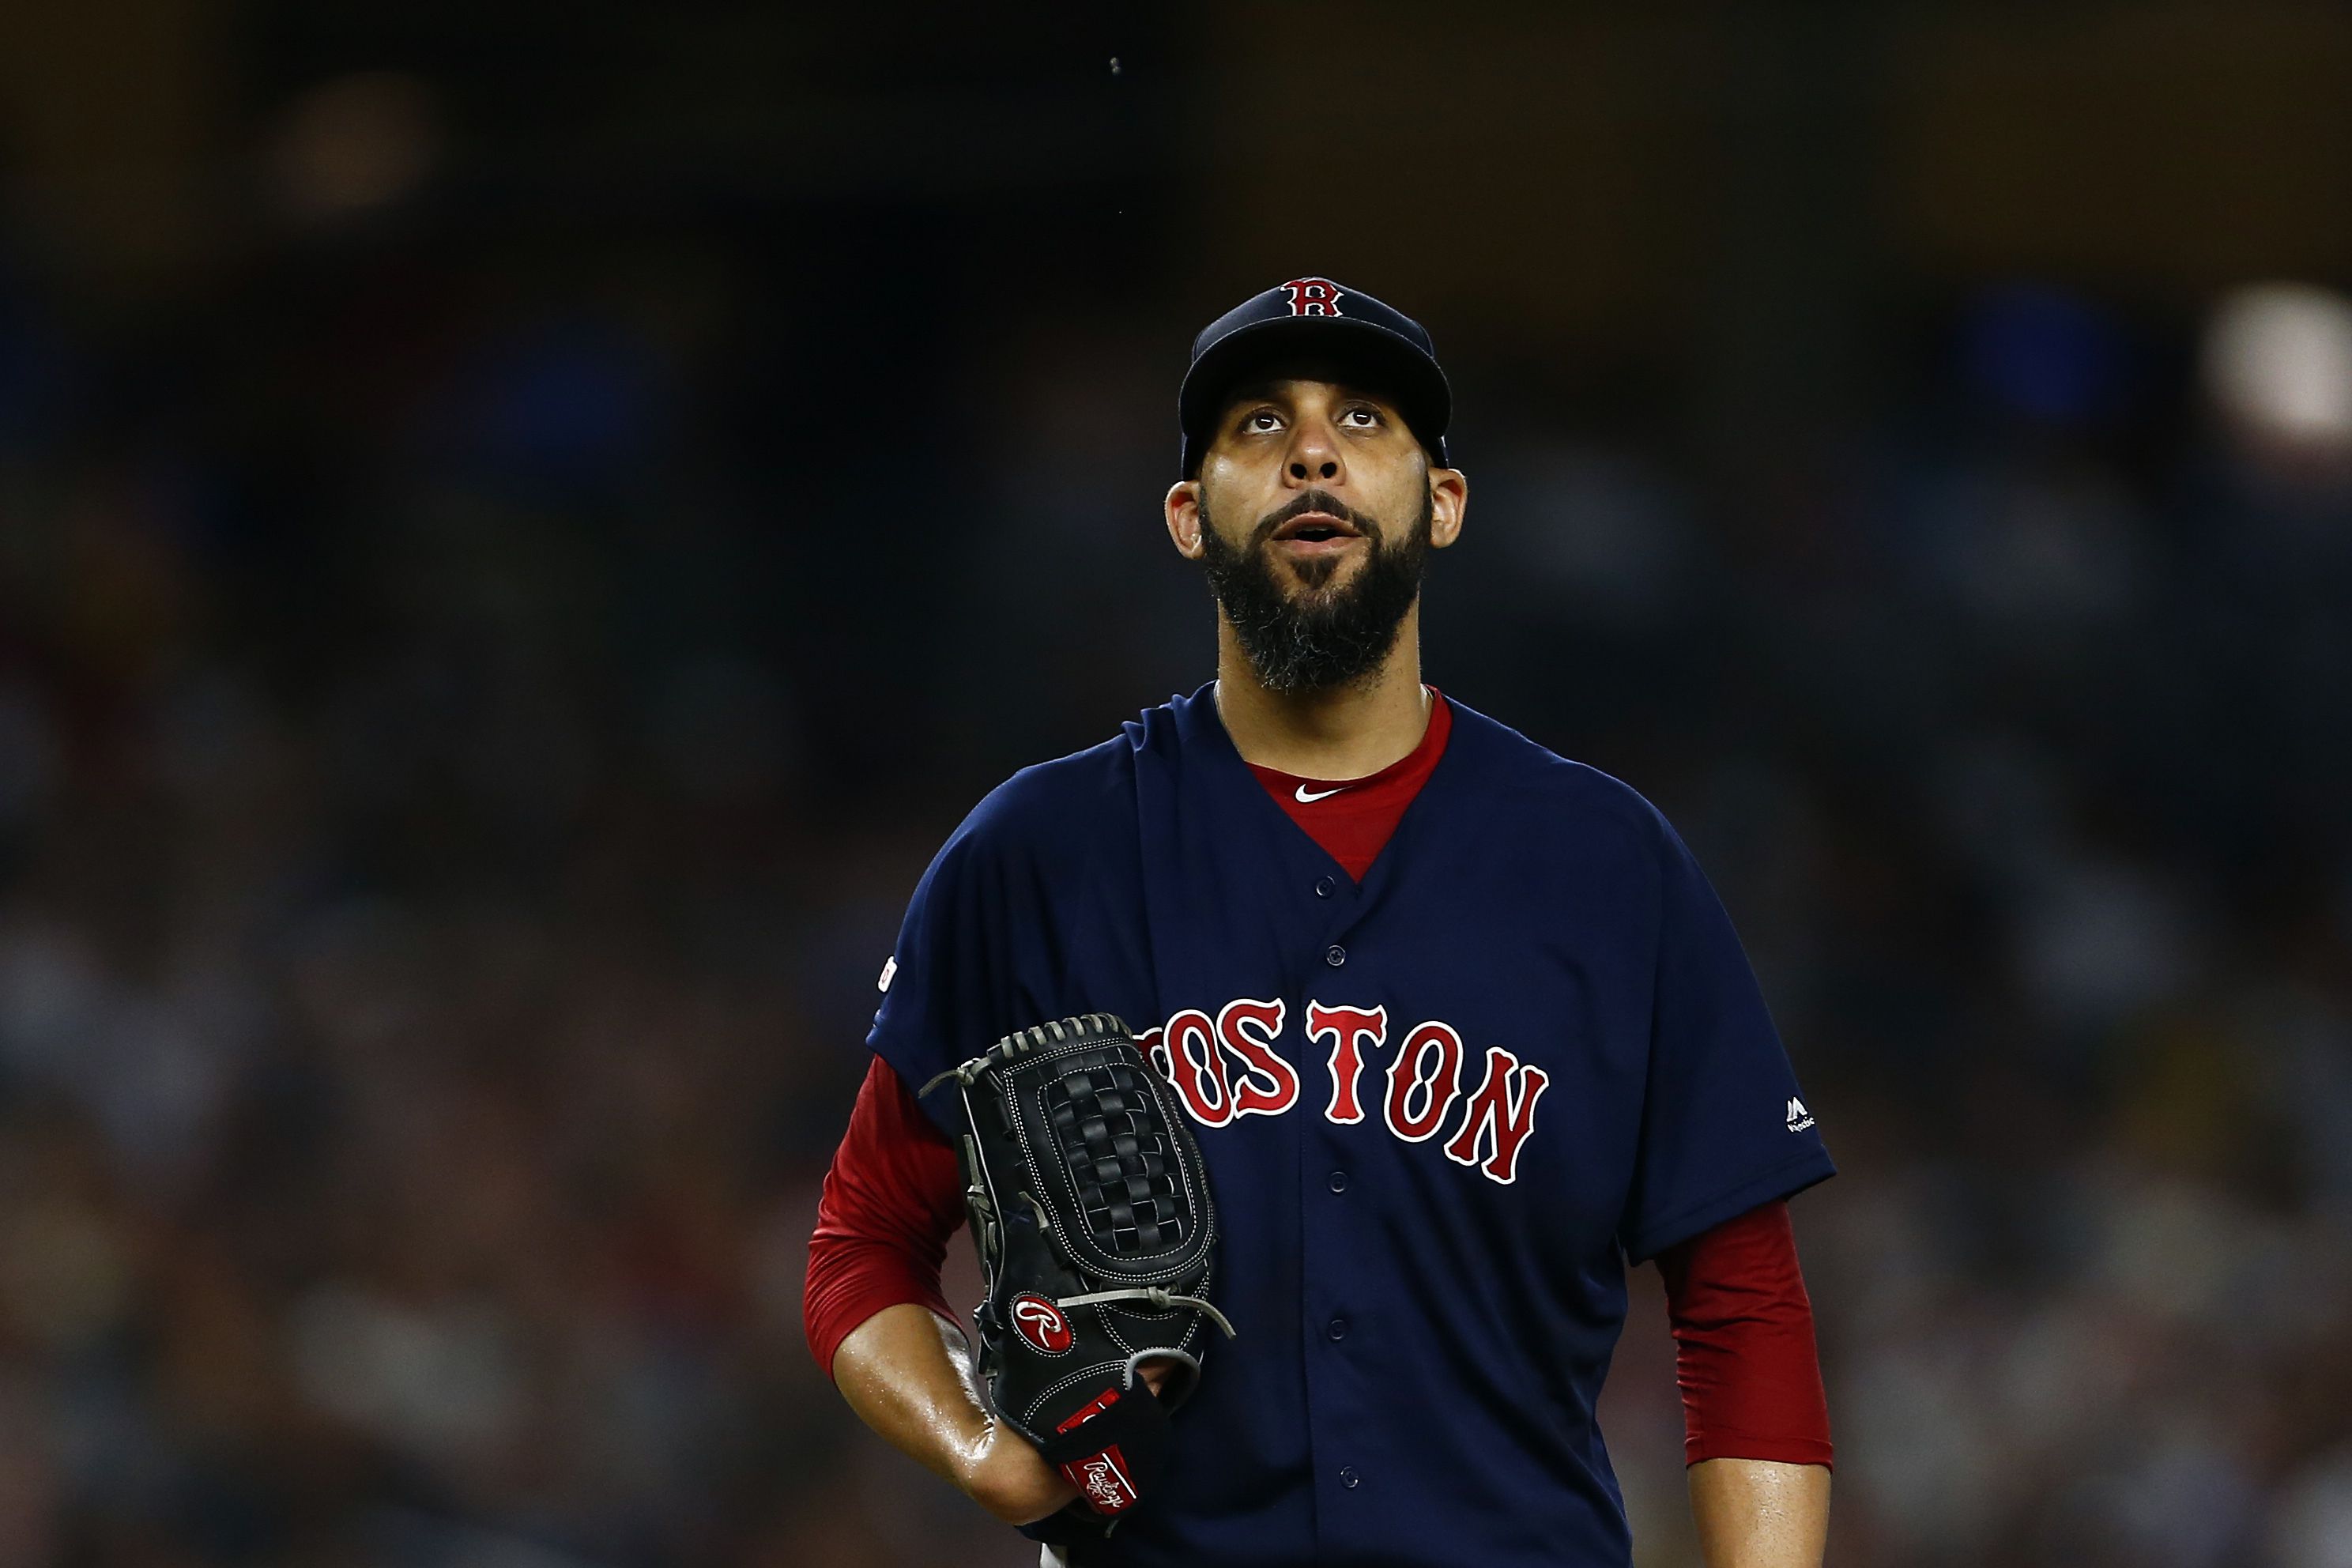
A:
[1054,1287,1238,1340]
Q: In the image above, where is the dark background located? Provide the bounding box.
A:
[2,3,2350,1565]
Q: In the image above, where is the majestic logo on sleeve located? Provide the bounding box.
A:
[1280,277,1344,317]
[1010,1293,1076,1354]
[1144,998,1550,1185]
[1785,1097,1815,1133]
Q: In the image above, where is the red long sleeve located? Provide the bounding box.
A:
[1656,1199,1833,1469]
[803,1054,969,1379]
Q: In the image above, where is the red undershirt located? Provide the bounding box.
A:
[1238,684,1456,880]
[805,688,1831,1469]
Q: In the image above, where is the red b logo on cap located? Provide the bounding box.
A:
[1281,278,1344,318]
[1011,1293,1075,1354]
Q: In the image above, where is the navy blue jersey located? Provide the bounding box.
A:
[868,682,1834,1568]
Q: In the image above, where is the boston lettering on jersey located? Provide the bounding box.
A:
[869,683,1833,1568]
[1138,1002,1550,1185]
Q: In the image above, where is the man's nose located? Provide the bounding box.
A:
[1284,417,1343,484]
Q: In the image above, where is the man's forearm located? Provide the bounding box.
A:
[1688,1457,1830,1568]
[829,1301,1079,1525]
[831,1302,991,1487]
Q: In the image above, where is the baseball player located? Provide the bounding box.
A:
[806,278,1835,1566]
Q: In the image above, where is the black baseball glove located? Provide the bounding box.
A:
[920,1013,1234,1536]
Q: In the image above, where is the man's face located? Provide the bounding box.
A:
[1167,371,1466,695]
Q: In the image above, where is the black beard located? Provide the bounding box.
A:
[1197,484,1432,696]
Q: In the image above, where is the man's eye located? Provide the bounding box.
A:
[1341,407,1380,427]
[1246,411,1282,432]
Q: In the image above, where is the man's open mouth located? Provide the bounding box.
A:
[1271,512,1363,545]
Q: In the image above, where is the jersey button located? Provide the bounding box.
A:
[1327,1169,1348,1193]
[1326,1317,1348,1340]
[1314,875,1335,898]
[1324,944,1346,967]
[1340,1465,1360,1489]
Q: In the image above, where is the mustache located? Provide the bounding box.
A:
[1251,490,1380,545]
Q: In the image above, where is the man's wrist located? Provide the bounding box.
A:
[957,1419,1081,1525]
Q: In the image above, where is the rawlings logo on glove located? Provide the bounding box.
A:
[1011,1295,1076,1354]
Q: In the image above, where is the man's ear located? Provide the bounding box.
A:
[1165,480,1206,560]
[1428,466,1468,549]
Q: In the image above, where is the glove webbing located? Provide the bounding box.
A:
[1047,1057,1189,1253]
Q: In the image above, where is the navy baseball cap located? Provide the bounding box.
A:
[1178,277,1452,478]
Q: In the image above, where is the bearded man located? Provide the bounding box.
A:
[805,279,1838,1568]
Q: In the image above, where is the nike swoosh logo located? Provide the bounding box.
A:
[1295,784,1348,803]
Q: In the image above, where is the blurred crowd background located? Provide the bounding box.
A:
[2,3,2350,1566]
